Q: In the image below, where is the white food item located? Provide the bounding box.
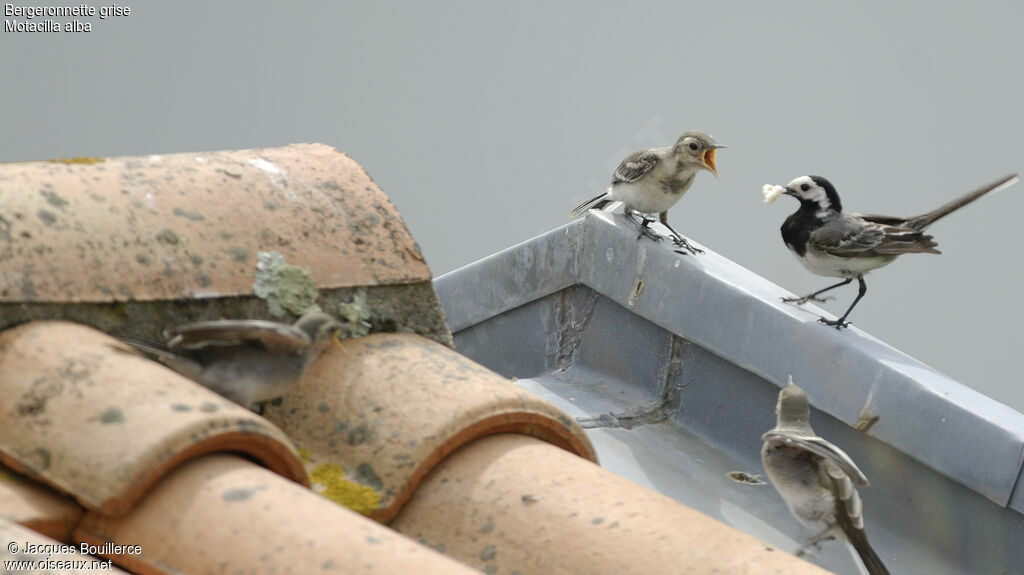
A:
[762,184,786,204]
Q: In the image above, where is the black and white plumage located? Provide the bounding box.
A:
[570,131,724,254]
[122,311,346,408]
[761,379,890,575]
[772,173,1018,328]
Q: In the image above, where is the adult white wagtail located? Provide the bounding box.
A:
[122,311,345,409]
[764,173,1019,328]
[570,131,724,254]
[761,378,890,575]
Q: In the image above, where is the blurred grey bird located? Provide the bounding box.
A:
[767,173,1018,328]
[122,311,346,409]
[761,378,890,575]
[570,131,724,254]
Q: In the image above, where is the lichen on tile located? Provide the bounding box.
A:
[309,462,381,515]
[253,251,322,318]
[47,157,105,165]
[337,287,372,338]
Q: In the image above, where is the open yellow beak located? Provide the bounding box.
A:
[703,148,719,179]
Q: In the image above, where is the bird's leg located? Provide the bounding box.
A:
[659,212,704,255]
[637,217,657,241]
[626,208,663,243]
[782,278,853,305]
[820,276,867,329]
[795,528,838,557]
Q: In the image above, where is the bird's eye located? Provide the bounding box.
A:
[800,183,810,192]
[688,142,699,151]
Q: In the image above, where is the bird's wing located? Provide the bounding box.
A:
[762,431,870,486]
[114,337,205,381]
[166,319,311,354]
[855,213,911,227]
[612,148,663,184]
[809,217,886,256]
[812,215,939,257]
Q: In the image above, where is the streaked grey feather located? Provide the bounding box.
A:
[762,431,870,486]
[611,148,663,184]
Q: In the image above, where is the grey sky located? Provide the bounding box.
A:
[3,1,1022,410]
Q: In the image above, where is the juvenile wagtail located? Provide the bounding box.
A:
[762,378,890,575]
[122,311,346,409]
[571,131,723,254]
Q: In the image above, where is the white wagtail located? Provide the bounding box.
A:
[570,131,724,254]
[763,173,1019,328]
[762,378,890,575]
[122,311,345,409]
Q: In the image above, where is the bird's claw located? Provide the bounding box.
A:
[671,236,704,255]
[781,295,832,305]
[636,228,664,242]
[633,219,664,243]
[818,317,850,330]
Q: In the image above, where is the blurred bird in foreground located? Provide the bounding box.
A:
[761,378,890,575]
[571,131,723,255]
[122,311,346,409]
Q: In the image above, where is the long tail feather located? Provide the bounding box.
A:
[828,463,891,575]
[569,191,613,218]
[906,174,1018,230]
[844,525,891,575]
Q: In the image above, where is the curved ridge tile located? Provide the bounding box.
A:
[392,434,832,575]
[0,143,427,303]
[263,333,597,522]
[75,455,480,575]
[0,143,451,347]
[0,321,308,516]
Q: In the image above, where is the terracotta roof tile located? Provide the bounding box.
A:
[76,454,479,575]
[0,143,451,346]
[264,332,597,522]
[0,143,426,301]
[2,519,130,574]
[0,321,307,516]
[391,433,832,574]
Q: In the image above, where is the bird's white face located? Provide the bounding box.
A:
[785,176,835,211]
